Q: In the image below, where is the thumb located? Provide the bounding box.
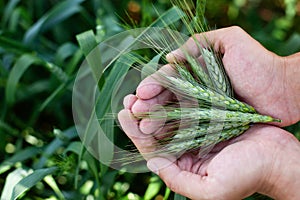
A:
[165,34,211,63]
[166,27,233,63]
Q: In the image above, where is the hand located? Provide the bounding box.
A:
[118,26,300,199]
[167,26,300,126]
[118,98,300,199]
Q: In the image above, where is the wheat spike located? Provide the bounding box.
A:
[164,125,250,155]
[172,122,249,141]
[201,48,233,96]
[165,77,256,113]
[148,107,279,124]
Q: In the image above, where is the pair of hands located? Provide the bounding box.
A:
[118,26,300,199]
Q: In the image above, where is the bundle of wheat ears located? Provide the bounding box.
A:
[116,0,281,164]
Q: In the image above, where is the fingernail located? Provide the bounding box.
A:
[147,160,159,175]
[124,95,138,109]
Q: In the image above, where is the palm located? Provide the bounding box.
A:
[175,127,267,186]
[221,38,289,126]
[149,125,289,199]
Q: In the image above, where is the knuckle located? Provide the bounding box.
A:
[228,26,244,35]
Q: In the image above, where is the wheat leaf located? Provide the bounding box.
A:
[5,54,41,105]
[34,127,77,169]
[11,167,58,200]
[23,0,84,46]
[76,30,101,82]
[0,168,31,200]
[54,43,78,66]
[0,147,41,175]
[0,36,30,55]
[1,0,21,28]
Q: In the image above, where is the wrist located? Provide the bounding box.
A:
[283,52,300,124]
[258,128,300,199]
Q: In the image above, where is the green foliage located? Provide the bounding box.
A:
[1,167,58,200]
[0,0,299,199]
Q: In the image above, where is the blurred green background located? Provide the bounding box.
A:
[0,0,299,199]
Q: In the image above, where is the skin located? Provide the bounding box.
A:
[118,26,300,199]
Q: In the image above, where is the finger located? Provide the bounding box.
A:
[152,124,175,140]
[136,64,176,100]
[118,109,156,154]
[132,89,174,114]
[123,94,138,110]
[139,117,166,135]
[147,157,217,200]
[176,153,214,176]
[166,35,206,63]
[140,108,179,136]
[197,55,206,68]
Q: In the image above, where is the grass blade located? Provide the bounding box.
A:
[38,81,68,112]
[34,127,77,169]
[0,36,31,55]
[0,120,19,136]
[64,141,82,155]
[94,53,142,171]
[76,30,101,82]
[0,147,41,174]
[0,168,31,200]
[5,54,41,105]
[1,0,21,28]
[54,43,79,66]
[11,167,58,200]
[96,53,142,119]
[99,114,114,175]
[23,0,84,46]
[76,30,98,56]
